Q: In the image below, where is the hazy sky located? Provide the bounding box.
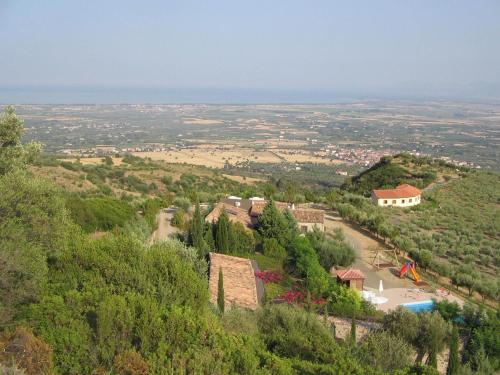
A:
[1,0,500,100]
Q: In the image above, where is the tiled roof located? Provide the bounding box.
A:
[372,184,421,199]
[249,201,324,224]
[249,201,289,217]
[208,252,259,310]
[205,202,253,228]
[335,268,366,280]
[291,208,324,224]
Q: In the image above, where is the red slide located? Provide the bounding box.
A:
[399,263,409,278]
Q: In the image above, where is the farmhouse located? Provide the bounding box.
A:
[206,197,324,232]
[208,252,263,310]
[371,184,421,207]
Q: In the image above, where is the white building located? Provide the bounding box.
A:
[371,184,422,207]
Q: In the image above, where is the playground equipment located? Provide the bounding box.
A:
[370,246,400,270]
[399,261,422,284]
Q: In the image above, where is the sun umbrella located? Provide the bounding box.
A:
[379,280,384,295]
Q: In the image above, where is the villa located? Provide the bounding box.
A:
[206,196,325,233]
[371,184,422,207]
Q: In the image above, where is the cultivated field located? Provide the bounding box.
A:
[131,147,343,168]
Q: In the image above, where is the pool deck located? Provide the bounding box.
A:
[365,287,463,313]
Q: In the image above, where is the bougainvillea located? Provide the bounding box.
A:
[255,270,283,284]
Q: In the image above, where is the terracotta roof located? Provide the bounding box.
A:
[249,201,289,217]
[372,184,421,199]
[335,268,366,280]
[205,202,253,228]
[249,201,324,224]
[291,208,324,224]
[208,252,259,310]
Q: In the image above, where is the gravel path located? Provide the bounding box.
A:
[150,207,179,243]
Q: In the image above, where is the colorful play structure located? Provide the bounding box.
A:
[399,261,424,284]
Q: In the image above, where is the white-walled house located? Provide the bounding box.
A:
[371,184,422,207]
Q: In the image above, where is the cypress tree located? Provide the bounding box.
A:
[217,268,225,314]
[447,325,460,375]
[216,209,230,254]
[350,317,356,344]
[204,223,215,251]
[189,202,206,255]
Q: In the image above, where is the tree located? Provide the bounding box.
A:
[283,208,299,238]
[230,222,255,254]
[215,209,230,253]
[447,325,460,375]
[414,312,449,366]
[257,201,289,246]
[350,317,357,344]
[217,268,225,314]
[188,202,207,256]
[263,238,286,260]
[0,172,72,325]
[382,307,420,346]
[0,106,41,176]
[204,223,215,250]
[358,331,412,372]
[418,250,433,272]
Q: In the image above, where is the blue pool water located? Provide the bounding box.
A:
[401,300,435,313]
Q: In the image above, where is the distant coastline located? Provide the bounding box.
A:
[1,85,499,105]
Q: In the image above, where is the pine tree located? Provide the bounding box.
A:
[217,268,225,314]
[216,209,230,254]
[257,201,288,245]
[447,325,460,375]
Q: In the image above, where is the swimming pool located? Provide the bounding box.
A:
[401,300,435,313]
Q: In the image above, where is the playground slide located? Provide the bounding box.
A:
[410,266,422,283]
[399,264,409,278]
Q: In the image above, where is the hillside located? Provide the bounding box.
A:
[343,153,466,196]
[335,167,500,303]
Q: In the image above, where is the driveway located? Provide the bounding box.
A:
[150,207,179,243]
[324,211,414,289]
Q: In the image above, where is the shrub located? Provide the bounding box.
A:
[0,326,54,375]
[113,350,148,375]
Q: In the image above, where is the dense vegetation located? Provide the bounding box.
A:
[1,107,498,374]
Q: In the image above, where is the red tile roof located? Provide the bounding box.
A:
[289,208,324,224]
[249,201,289,217]
[372,184,421,199]
[249,201,324,224]
[209,253,259,310]
[335,268,366,280]
[205,202,253,228]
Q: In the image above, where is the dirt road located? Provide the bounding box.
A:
[150,207,179,244]
[324,212,414,289]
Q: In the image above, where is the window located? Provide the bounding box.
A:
[383,200,388,204]
[300,225,308,233]
[401,199,405,203]
[409,198,412,203]
[392,200,396,204]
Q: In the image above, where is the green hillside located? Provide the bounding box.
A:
[343,153,466,196]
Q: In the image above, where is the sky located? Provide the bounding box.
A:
[1,0,500,102]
